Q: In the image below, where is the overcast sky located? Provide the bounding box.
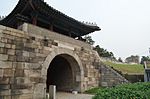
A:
[0,0,150,60]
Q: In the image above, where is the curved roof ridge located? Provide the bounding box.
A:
[37,0,100,29]
[0,0,100,37]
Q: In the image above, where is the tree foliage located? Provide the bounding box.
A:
[140,56,150,64]
[93,45,115,58]
[84,35,95,45]
[84,35,116,59]
[118,57,123,62]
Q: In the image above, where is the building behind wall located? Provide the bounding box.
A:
[125,55,140,64]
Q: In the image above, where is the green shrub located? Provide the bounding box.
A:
[93,82,150,99]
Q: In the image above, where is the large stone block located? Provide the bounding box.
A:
[28,70,41,77]
[0,77,10,84]
[14,77,25,85]
[0,89,11,96]
[18,94,33,99]
[7,39,14,44]
[8,55,16,62]
[30,77,45,83]
[16,56,26,62]
[11,95,20,99]
[0,47,7,54]
[4,44,12,49]
[14,77,30,85]
[28,52,36,58]
[24,63,42,70]
[11,84,32,90]
[24,43,38,49]
[12,89,33,94]
[14,69,24,77]
[11,89,23,95]
[29,57,45,63]
[12,45,16,49]
[15,50,22,56]
[0,54,8,61]
[13,62,25,69]
[42,49,49,55]
[24,70,29,77]
[15,42,24,50]
[33,83,46,99]
[7,49,15,55]
[36,53,46,57]
[3,69,14,77]
[0,61,12,69]
[0,69,3,77]
[24,47,34,52]
[0,42,5,47]
[22,51,29,57]
[2,95,11,99]
[30,77,41,83]
[0,84,10,90]
[0,37,7,43]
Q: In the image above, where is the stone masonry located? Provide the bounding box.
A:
[0,23,128,99]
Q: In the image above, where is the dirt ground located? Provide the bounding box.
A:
[56,92,94,99]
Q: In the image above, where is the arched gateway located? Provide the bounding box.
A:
[42,48,84,92]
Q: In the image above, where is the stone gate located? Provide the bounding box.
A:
[0,0,127,99]
[0,23,127,99]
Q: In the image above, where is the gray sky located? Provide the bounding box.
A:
[0,0,150,60]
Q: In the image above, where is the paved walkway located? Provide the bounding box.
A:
[56,92,94,99]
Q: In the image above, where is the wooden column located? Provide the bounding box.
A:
[68,27,72,37]
[32,17,37,25]
[31,11,38,25]
[17,21,24,30]
[49,25,53,31]
[49,20,54,31]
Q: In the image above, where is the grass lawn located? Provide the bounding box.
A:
[103,61,144,74]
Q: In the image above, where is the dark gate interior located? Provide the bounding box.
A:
[46,55,73,92]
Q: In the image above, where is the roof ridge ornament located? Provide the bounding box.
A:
[82,21,98,26]
[0,16,6,21]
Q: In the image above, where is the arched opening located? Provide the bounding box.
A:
[46,54,81,92]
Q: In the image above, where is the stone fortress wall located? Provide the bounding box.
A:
[0,23,127,99]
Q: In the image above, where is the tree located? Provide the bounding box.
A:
[84,36,116,59]
[84,35,95,45]
[140,56,150,64]
[118,57,123,62]
[94,45,115,59]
